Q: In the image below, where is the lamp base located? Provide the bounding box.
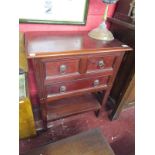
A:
[88,22,114,41]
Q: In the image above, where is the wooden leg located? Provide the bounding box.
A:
[40,99,48,130]
[95,109,100,117]
[97,88,111,117]
[42,111,48,131]
[93,92,102,117]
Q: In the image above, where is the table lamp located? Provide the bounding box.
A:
[88,0,118,41]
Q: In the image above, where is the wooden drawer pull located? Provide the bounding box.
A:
[94,80,100,86]
[98,60,104,68]
[60,86,66,92]
[60,64,67,73]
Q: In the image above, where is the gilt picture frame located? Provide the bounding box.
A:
[19,0,89,25]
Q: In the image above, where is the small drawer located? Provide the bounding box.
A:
[87,55,115,72]
[46,76,109,96]
[45,58,79,77]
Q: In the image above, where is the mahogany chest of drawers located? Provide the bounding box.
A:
[25,31,132,130]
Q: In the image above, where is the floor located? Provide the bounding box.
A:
[19,106,135,155]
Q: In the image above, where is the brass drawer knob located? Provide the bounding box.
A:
[94,80,100,86]
[98,60,104,68]
[60,86,66,92]
[60,64,67,73]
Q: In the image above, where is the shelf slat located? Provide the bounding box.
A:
[47,94,101,122]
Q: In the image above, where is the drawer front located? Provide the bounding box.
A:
[46,76,109,96]
[45,58,79,77]
[87,55,115,72]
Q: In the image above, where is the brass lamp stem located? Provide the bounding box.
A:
[102,4,109,22]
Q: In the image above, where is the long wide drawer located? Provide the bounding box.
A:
[46,76,110,97]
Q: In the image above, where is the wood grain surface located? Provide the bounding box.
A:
[25,31,132,58]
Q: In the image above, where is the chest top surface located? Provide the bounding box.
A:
[25,31,132,58]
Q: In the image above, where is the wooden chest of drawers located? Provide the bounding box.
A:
[25,31,132,130]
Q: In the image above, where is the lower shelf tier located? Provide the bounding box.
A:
[47,93,101,122]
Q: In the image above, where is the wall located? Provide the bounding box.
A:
[19,0,116,32]
[21,0,116,106]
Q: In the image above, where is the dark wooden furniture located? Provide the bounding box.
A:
[107,0,135,120]
[22,128,115,155]
[25,31,132,129]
